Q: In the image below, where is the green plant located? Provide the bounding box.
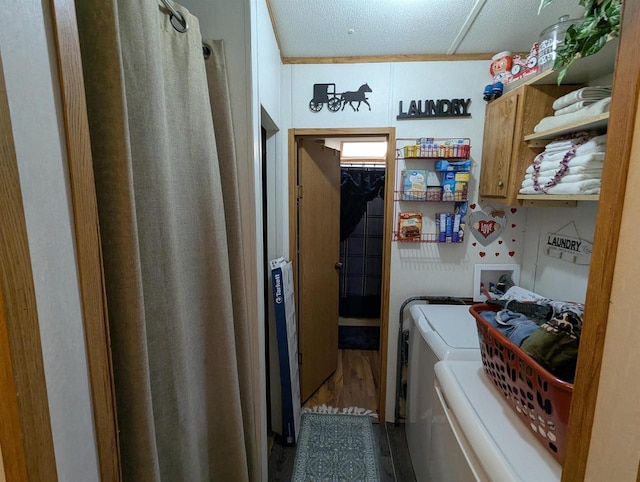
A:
[538,0,621,83]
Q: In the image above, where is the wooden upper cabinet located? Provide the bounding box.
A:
[479,84,577,205]
[479,92,519,198]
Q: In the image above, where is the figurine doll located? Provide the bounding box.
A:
[483,51,513,101]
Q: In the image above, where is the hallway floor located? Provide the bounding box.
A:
[303,349,380,414]
[268,349,416,481]
[268,421,415,481]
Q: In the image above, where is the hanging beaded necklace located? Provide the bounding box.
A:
[531,134,592,193]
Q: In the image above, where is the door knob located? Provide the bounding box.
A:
[498,180,504,188]
[335,262,343,270]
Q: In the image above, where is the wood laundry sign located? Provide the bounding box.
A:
[545,232,593,265]
[397,98,471,120]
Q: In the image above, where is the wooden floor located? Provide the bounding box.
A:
[303,349,380,413]
[269,349,416,481]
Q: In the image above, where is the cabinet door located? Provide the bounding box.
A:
[479,94,519,198]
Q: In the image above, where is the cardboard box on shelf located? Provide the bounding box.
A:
[402,169,428,200]
[398,212,423,241]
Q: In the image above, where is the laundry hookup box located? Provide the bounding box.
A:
[270,258,301,445]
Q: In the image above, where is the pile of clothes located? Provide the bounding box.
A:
[519,132,606,195]
[481,292,584,384]
[533,86,612,133]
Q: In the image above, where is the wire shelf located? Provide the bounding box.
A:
[394,190,468,203]
[393,232,465,244]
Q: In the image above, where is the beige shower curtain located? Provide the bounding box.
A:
[76,2,257,480]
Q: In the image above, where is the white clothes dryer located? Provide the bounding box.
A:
[431,360,562,482]
[405,304,481,482]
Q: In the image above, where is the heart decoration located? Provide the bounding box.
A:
[509,251,515,257]
[472,242,477,247]
[512,239,516,242]
[469,209,507,246]
[470,203,477,209]
[511,208,518,213]
[495,252,500,256]
[479,251,486,257]
[512,224,517,228]
[498,240,503,245]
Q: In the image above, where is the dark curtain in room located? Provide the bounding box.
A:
[339,167,385,319]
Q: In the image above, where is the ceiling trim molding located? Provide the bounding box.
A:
[283,53,496,64]
[447,0,488,54]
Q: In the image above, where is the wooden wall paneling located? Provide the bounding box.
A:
[0,443,5,481]
[562,1,638,480]
[48,0,121,480]
[0,52,58,482]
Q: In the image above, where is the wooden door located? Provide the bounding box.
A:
[479,93,520,198]
[297,139,340,402]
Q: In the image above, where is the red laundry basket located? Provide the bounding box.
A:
[469,303,574,464]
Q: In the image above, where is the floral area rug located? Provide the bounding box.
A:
[292,413,380,482]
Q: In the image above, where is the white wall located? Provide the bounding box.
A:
[520,202,597,303]
[190,0,598,436]
[257,0,286,444]
[257,0,282,123]
[0,0,100,480]
[281,60,596,421]
[283,60,514,419]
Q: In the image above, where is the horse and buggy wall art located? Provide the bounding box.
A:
[309,83,372,112]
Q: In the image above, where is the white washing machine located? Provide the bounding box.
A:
[431,360,562,481]
[405,304,481,482]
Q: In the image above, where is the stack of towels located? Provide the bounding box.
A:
[533,86,612,133]
[520,133,606,195]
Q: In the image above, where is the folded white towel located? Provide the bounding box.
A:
[524,166,603,179]
[552,86,612,110]
[543,132,602,152]
[522,172,602,188]
[524,168,602,178]
[554,100,599,116]
[589,133,608,145]
[544,139,587,151]
[524,172,603,190]
[519,179,601,195]
[525,153,605,174]
[571,141,606,156]
[534,98,611,133]
[539,143,606,164]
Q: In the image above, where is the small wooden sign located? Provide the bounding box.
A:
[544,221,593,265]
[397,98,471,120]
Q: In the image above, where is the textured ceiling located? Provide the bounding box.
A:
[268,0,585,59]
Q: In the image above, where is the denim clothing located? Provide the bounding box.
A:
[481,310,540,346]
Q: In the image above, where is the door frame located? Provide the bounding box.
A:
[49,0,121,479]
[0,49,58,482]
[288,127,396,420]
